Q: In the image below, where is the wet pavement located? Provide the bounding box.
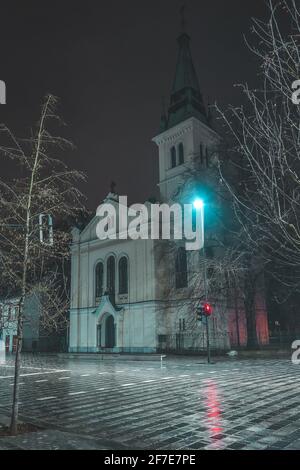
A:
[0,354,299,450]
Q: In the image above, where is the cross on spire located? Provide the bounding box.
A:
[110,181,116,194]
[180,1,187,32]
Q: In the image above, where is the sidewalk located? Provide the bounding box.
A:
[0,414,129,450]
[58,352,166,362]
[57,349,291,362]
[0,430,130,450]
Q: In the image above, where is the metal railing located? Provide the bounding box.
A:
[157,331,229,353]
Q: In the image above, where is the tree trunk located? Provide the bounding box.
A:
[10,303,24,435]
[10,237,29,435]
[244,276,258,349]
[233,281,241,347]
[9,96,48,435]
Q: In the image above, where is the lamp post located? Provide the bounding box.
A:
[193,198,211,364]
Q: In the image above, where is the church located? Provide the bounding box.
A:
[69,25,269,354]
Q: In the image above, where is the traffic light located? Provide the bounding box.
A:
[196,306,203,322]
[39,214,54,246]
[203,302,213,316]
[196,302,213,322]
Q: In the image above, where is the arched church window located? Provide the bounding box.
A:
[107,256,116,299]
[178,143,184,165]
[175,247,188,289]
[171,146,177,168]
[95,262,104,300]
[119,257,128,295]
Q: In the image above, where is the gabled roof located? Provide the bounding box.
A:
[92,294,124,319]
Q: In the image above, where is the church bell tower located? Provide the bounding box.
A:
[152,9,220,202]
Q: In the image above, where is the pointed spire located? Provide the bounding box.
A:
[171,32,201,96]
[162,3,208,130]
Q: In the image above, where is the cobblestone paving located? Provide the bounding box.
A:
[0,354,299,450]
[0,429,126,450]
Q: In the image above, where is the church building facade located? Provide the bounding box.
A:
[69,28,269,353]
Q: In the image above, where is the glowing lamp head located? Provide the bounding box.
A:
[193,198,204,210]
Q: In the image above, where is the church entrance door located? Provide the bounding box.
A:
[105,315,115,348]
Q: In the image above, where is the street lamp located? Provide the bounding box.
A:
[193,198,204,210]
[193,198,211,364]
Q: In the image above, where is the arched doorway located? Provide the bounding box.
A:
[105,315,115,348]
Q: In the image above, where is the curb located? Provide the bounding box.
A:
[58,353,166,362]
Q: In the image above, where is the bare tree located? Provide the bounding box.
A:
[217,0,300,293]
[0,94,85,434]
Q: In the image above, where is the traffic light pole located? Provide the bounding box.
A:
[203,246,211,364]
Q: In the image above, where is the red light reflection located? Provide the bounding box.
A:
[203,379,223,446]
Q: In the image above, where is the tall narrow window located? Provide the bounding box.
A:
[95,262,104,300]
[178,143,184,165]
[107,256,116,300]
[119,257,128,294]
[206,247,214,259]
[175,247,188,289]
[206,147,209,167]
[206,247,215,279]
[7,305,12,322]
[170,146,176,168]
[200,143,204,164]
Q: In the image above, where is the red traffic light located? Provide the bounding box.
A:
[203,302,213,316]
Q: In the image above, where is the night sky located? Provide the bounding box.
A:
[1,0,269,210]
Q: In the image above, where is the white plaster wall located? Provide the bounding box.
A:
[69,310,78,349]
[74,237,156,309]
[69,226,157,351]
